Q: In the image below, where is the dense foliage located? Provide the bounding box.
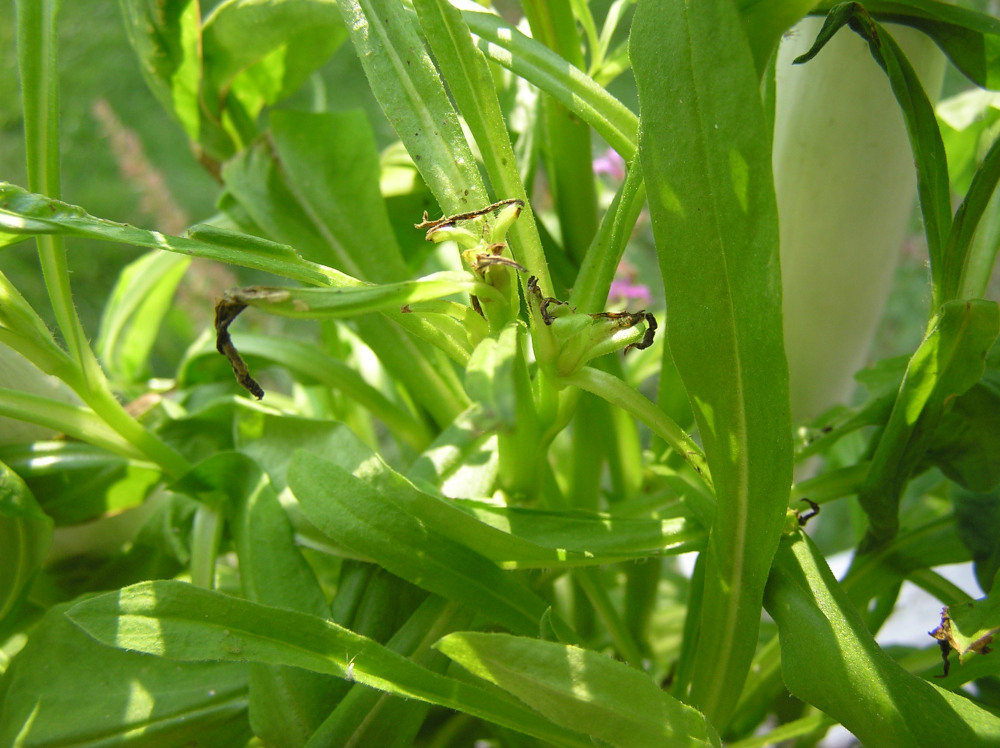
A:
[2,1,1000,746]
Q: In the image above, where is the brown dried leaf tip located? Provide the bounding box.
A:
[414,198,524,234]
[215,293,264,400]
[929,604,996,679]
[797,499,820,527]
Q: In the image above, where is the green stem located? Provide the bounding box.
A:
[571,160,646,313]
[907,568,974,605]
[0,388,147,461]
[15,0,190,478]
[560,366,711,488]
[190,501,225,589]
[461,8,637,160]
[523,0,599,266]
[568,394,605,510]
[78,386,191,477]
[728,712,835,748]
[573,566,645,670]
[790,462,869,504]
[17,0,86,368]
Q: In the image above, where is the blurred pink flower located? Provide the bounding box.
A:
[609,260,651,306]
[593,148,626,181]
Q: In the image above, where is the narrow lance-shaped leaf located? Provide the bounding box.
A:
[765,532,1000,747]
[96,250,191,383]
[795,3,953,309]
[287,450,551,635]
[737,0,816,76]
[176,453,339,745]
[413,0,552,293]
[857,299,1000,550]
[437,632,721,748]
[632,0,792,726]
[218,139,471,426]
[268,110,410,284]
[1,602,251,747]
[945,129,1000,301]
[66,581,594,748]
[179,333,432,451]
[813,0,1000,90]
[0,183,343,287]
[461,7,638,161]
[0,389,150,463]
[337,0,487,214]
[306,598,474,748]
[215,272,500,322]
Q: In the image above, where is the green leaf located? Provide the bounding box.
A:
[952,485,1000,592]
[307,597,473,748]
[217,271,498,321]
[466,324,523,431]
[96,250,191,383]
[66,580,594,747]
[180,452,338,747]
[0,183,341,287]
[938,89,1000,195]
[797,3,953,308]
[814,0,1000,90]
[179,332,431,450]
[118,0,216,154]
[338,0,487,215]
[0,441,161,525]
[269,110,409,283]
[943,127,1000,302]
[413,0,552,292]
[0,460,51,625]
[436,632,721,748]
[925,369,1000,492]
[765,532,1000,748]
[0,265,77,381]
[0,388,150,463]
[406,405,500,498]
[461,7,638,161]
[253,417,698,568]
[218,149,471,426]
[201,0,347,127]
[632,0,792,725]
[0,602,251,747]
[858,300,1000,549]
[453,500,705,559]
[737,0,815,76]
[842,513,970,608]
[287,450,549,634]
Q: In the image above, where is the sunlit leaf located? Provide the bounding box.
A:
[438,632,721,748]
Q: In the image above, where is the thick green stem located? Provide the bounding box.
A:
[522,0,599,266]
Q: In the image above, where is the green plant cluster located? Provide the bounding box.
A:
[1,1,1000,746]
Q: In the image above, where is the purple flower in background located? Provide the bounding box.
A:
[593,148,626,181]
[609,260,651,306]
